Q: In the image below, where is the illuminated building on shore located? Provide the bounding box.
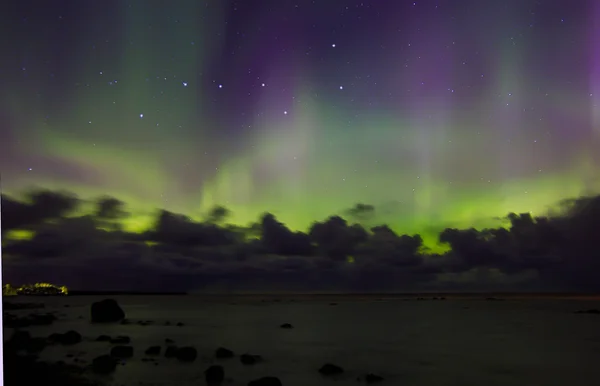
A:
[3,283,69,296]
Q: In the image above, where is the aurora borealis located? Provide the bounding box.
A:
[1,1,600,292]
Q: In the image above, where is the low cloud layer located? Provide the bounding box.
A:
[2,189,600,292]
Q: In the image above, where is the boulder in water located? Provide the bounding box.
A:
[176,346,197,362]
[240,353,262,365]
[95,335,111,342]
[26,337,48,353]
[248,376,282,386]
[59,330,82,345]
[90,299,125,323]
[92,355,117,374]
[7,330,32,351]
[319,363,344,376]
[165,346,178,358]
[110,345,133,358]
[145,346,161,356]
[110,335,130,344]
[205,365,225,385]
[215,347,234,358]
[365,373,385,383]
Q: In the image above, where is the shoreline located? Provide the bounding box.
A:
[6,291,600,300]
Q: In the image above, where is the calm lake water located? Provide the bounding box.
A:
[3,295,600,386]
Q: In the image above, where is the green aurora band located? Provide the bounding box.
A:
[3,1,600,253]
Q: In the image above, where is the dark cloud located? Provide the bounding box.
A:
[3,188,600,292]
[95,196,128,220]
[1,189,79,234]
[205,205,230,224]
[345,203,376,222]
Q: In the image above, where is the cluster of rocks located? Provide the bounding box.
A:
[3,298,385,386]
[4,352,93,386]
[318,363,384,384]
[5,329,82,354]
[4,311,57,328]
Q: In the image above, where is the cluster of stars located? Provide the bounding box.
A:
[12,1,593,206]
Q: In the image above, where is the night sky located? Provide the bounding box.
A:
[2,1,600,292]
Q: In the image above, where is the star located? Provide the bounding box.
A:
[261,83,265,87]
[139,113,144,118]
[284,111,288,115]
[218,84,223,89]
[339,86,344,90]
[28,168,32,171]
[182,82,188,87]
[331,43,336,48]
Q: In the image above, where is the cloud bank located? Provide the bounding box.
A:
[2,189,599,293]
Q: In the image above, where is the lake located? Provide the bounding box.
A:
[3,295,600,386]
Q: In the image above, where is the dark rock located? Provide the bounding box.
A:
[110,335,130,344]
[90,299,125,323]
[92,355,117,374]
[27,337,47,353]
[215,347,234,358]
[485,297,504,301]
[319,363,344,376]
[5,331,48,354]
[165,338,175,344]
[5,353,91,386]
[8,330,32,350]
[165,346,178,358]
[3,313,28,328]
[365,373,385,383]
[240,354,262,365]
[59,330,82,345]
[110,345,133,358]
[176,346,197,362]
[247,376,283,386]
[176,322,184,327]
[329,303,338,306]
[29,313,57,326]
[280,323,293,329]
[145,346,161,356]
[95,335,111,342]
[48,333,63,343]
[120,318,131,325]
[205,365,225,385]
